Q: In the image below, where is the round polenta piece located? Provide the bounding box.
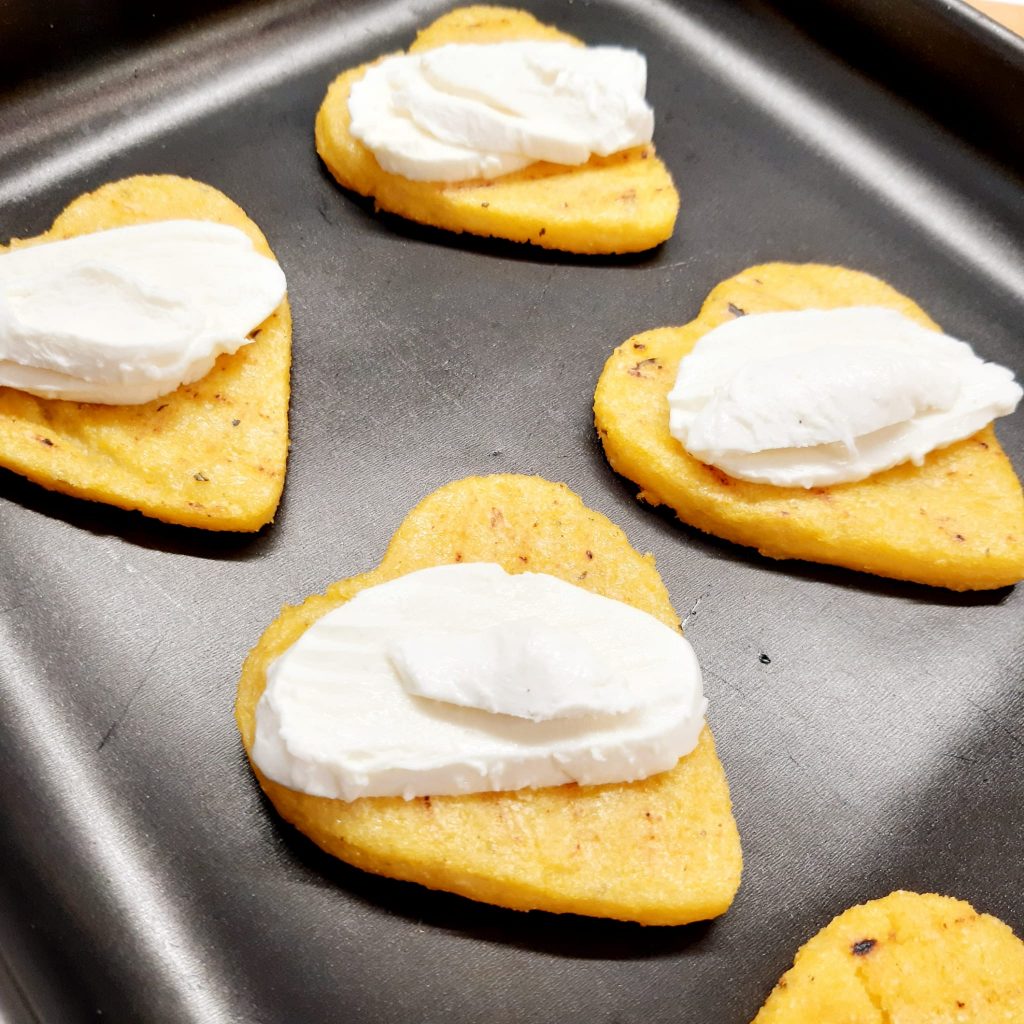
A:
[314,6,680,254]
[0,176,291,531]
[236,474,742,924]
[594,263,1024,590]
[752,891,1024,1022]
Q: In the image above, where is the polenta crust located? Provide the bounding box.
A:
[752,891,1024,1023]
[593,263,1024,590]
[314,6,680,254]
[0,175,291,531]
[235,474,742,924]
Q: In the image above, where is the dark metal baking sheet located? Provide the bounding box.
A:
[1,1,1022,1021]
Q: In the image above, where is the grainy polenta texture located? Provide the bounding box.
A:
[594,263,1024,590]
[236,474,742,924]
[752,891,1024,1023]
[0,175,291,531]
[314,6,680,254]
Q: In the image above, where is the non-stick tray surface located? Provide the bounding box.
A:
[1,1,1022,1021]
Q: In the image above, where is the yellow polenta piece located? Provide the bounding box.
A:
[236,474,741,924]
[314,6,680,254]
[594,263,1024,590]
[752,891,1024,1023]
[0,176,291,531]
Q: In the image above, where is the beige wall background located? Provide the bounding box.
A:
[965,0,1024,33]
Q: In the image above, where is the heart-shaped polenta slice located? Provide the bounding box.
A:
[594,264,1024,590]
[314,6,679,254]
[752,891,1024,1022]
[0,175,290,531]
[236,474,741,924]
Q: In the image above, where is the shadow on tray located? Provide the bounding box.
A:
[262,795,716,960]
[0,464,281,561]
[315,169,667,270]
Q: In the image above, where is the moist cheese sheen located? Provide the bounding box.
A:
[0,220,286,404]
[252,563,706,801]
[668,307,1022,488]
[348,41,654,182]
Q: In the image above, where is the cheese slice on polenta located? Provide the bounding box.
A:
[315,6,679,254]
[236,473,742,924]
[0,175,290,532]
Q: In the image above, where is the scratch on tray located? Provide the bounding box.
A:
[104,543,191,618]
[637,258,697,273]
[701,666,745,701]
[964,695,1024,753]
[389,343,480,421]
[97,643,160,752]
[139,572,189,616]
[681,591,706,628]
[995,722,1024,753]
[316,196,341,226]
[534,267,555,312]
[942,751,978,765]
[515,266,557,326]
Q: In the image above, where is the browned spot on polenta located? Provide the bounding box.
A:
[627,358,661,378]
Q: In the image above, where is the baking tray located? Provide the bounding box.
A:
[1,0,1022,1021]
